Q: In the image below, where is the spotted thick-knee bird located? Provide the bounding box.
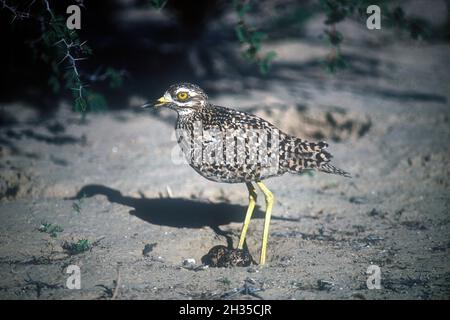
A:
[144,83,350,265]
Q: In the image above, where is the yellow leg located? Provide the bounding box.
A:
[238,182,257,250]
[256,181,274,265]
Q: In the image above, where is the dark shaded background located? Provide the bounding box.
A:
[2,0,448,116]
[1,0,241,112]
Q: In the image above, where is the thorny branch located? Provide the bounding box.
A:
[54,38,88,100]
[1,0,120,113]
[42,0,54,19]
[1,0,31,22]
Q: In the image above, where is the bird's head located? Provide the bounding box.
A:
[144,83,208,113]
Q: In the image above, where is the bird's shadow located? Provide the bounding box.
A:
[69,184,296,249]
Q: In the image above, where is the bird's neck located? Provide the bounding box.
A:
[176,102,211,119]
[175,106,204,129]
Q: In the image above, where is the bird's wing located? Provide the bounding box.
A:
[205,105,326,150]
[204,104,350,177]
[204,105,275,131]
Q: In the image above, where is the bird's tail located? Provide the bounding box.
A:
[283,137,351,178]
[319,162,351,178]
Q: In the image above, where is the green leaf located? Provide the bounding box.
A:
[258,51,277,74]
[264,50,277,62]
[249,31,267,51]
[238,3,251,18]
[242,47,257,61]
[74,97,88,113]
[250,31,267,44]
[235,25,247,43]
[62,239,91,255]
[105,67,123,88]
[38,221,64,238]
[150,0,168,10]
[63,70,79,89]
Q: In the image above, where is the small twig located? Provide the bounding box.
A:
[220,279,264,299]
[24,273,61,298]
[92,235,106,246]
[41,0,53,19]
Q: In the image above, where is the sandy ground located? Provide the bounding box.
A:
[1,19,450,299]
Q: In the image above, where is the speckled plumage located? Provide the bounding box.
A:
[160,83,350,183]
[148,83,350,266]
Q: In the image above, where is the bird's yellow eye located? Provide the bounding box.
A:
[177,92,188,100]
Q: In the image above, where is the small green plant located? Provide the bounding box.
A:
[217,277,232,286]
[62,238,91,255]
[72,193,86,214]
[38,221,64,238]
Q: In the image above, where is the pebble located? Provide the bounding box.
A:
[183,258,196,266]
[247,267,259,273]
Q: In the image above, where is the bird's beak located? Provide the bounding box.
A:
[142,96,171,108]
